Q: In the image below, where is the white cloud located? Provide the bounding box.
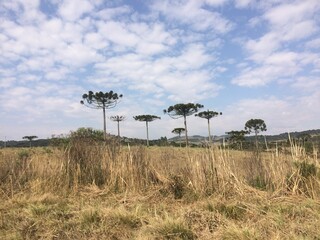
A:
[234,0,320,87]
[251,1,320,48]
[84,32,109,49]
[55,43,103,67]
[45,67,71,80]
[306,37,320,49]
[232,51,301,86]
[263,1,319,27]
[58,0,94,21]
[95,6,132,20]
[151,0,232,33]
[97,20,139,47]
[0,77,16,88]
[264,51,298,66]
[2,0,47,24]
[204,0,229,6]
[245,33,280,62]
[234,0,255,8]
[291,77,320,92]
[92,43,220,100]
[282,20,318,41]
[248,16,261,27]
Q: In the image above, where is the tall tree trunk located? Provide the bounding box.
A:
[264,135,269,151]
[103,106,107,141]
[117,120,120,138]
[207,118,212,143]
[184,115,189,147]
[255,130,258,150]
[146,121,149,147]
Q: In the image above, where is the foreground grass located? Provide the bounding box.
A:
[1,188,320,239]
[0,143,319,239]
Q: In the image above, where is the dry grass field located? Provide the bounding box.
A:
[0,138,319,239]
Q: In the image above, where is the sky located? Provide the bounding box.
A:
[0,0,319,141]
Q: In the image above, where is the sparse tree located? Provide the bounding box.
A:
[172,128,185,147]
[245,119,267,150]
[23,135,38,147]
[110,115,126,138]
[80,90,123,140]
[133,115,160,147]
[195,110,222,143]
[226,130,248,150]
[164,103,204,147]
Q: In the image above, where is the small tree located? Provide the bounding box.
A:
[195,110,222,143]
[110,115,126,138]
[245,119,267,150]
[23,135,38,147]
[164,103,203,147]
[226,130,248,150]
[80,90,123,140]
[172,128,185,147]
[133,115,160,147]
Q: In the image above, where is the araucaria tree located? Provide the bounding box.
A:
[172,128,185,147]
[164,103,204,147]
[23,135,38,147]
[195,110,222,143]
[226,130,248,150]
[245,119,267,150]
[133,115,160,147]
[80,91,123,140]
[110,115,126,138]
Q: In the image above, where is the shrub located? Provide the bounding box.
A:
[64,128,106,187]
[169,175,185,199]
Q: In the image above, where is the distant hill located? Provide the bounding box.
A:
[264,129,320,142]
[1,129,319,148]
[169,129,320,144]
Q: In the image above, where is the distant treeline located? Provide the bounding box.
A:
[262,129,320,142]
[1,129,320,148]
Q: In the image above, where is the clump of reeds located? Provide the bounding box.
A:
[64,132,106,187]
[63,130,162,193]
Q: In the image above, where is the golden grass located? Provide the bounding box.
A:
[0,141,319,239]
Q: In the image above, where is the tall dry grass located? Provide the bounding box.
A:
[0,137,319,200]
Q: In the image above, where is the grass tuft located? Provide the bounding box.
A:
[150,217,196,240]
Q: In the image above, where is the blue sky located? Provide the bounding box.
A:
[0,0,319,141]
